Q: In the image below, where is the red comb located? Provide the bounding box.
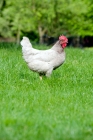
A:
[59,35,68,42]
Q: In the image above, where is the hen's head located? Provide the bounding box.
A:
[59,35,68,48]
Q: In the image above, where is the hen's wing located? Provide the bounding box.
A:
[28,49,58,62]
[27,49,64,73]
[26,49,57,72]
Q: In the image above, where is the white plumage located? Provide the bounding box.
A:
[20,35,68,78]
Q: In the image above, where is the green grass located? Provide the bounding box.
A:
[0,43,93,140]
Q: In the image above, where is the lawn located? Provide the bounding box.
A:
[0,43,93,140]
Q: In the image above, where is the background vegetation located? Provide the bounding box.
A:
[0,0,93,43]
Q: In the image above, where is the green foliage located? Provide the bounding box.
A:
[0,43,93,140]
[0,0,93,42]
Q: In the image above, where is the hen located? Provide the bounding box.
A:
[20,35,68,79]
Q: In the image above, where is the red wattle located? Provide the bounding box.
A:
[62,43,67,48]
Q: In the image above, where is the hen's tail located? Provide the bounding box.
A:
[20,37,33,63]
[20,36,32,49]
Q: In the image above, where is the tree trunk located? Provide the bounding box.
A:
[38,26,46,44]
[16,27,20,44]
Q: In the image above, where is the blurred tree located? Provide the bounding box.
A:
[80,0,93,36]
[30,0,55,43]
[0,0,35,43]
[0,0,55,43]
[0,0,93,43]
[49,0,90,36]
[68,0,93,36]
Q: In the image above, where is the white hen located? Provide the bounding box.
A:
[20,35,68,79]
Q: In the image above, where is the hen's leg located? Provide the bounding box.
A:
[46,68,53,77]
[39,73,43,80]
[39,75,42,80]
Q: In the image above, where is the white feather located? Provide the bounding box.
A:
[20,37,65,77]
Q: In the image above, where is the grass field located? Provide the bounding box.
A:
[0,43,93,140]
